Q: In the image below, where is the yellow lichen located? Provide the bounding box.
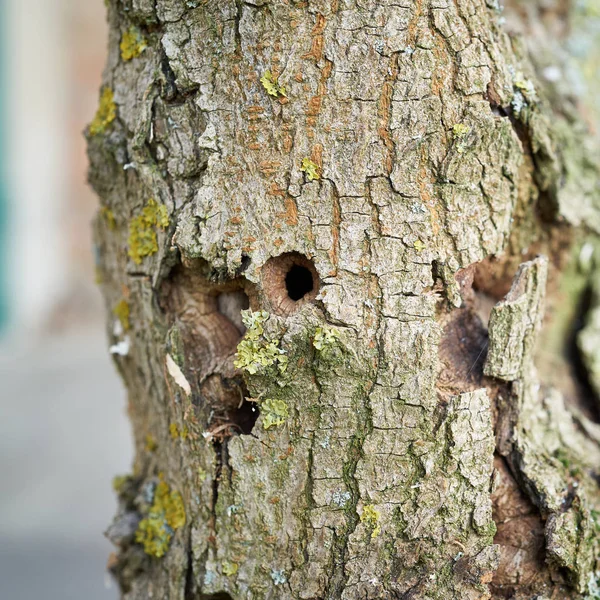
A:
[451,123,470,139]
[120,26,147,61]
[145,434,157,452]
[89,88,116,136]
[222,561,239,576]
[360,504,381,539]
[112,474,132,494]
[300,158,320,181]
[135,476,186,558]
[113,299,130,331]
[413,239,426,252]
[128,198,170,264]
[260,70,287,98]
[169,422,189,440]
[100,206,117,230]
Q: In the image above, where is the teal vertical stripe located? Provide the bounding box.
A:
[0,0,8,331]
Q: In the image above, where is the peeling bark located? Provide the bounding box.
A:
[89,1,600,598]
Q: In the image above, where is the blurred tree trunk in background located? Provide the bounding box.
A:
[88,1,600,598]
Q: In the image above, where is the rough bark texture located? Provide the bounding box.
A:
[89,1,600,599]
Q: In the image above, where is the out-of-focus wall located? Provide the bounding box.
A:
[4,0,107,335]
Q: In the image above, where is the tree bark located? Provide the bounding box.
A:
[89,1,600,598]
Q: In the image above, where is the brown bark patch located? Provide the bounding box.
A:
[490,456,552,597]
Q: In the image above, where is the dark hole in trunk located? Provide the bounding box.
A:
[285,264,314,301]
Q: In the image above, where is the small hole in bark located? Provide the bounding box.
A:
[230,396,259,435]
[261,252,320,316]
[285,264,314,301]
[217,290,250,335]
[201,594,234,600]
[239,253,251,273]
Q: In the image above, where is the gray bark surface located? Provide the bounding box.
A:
[88,1,600,598]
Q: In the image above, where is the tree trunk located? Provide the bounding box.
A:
[88,1,600,598]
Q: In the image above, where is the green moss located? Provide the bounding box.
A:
[120,26,147,61]
[260,70,287,98]
[261,398,289,430]
[300,158,320,181]
[113,299,130,331]
[360,504,381,539]
[135,476,186,557]
[89,88,116,136]
[128,198,169,264]
[234,310,288,374]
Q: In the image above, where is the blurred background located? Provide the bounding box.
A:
[0,1,132,598]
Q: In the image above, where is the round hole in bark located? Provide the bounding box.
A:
[285,264,314,301]
[261,252,320,316]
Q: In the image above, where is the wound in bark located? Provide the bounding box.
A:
[437,264,491,399]
[217,290,250,335]
[160,266,258,437]
[261,252,320,316]
[491,456,553,598]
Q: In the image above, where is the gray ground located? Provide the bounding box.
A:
[0,329,132,599]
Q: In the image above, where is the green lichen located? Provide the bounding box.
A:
[301,158,320,181]
[89,88,116,136]
[587,571,600,600]
[513,74,536,98]
[313,326,339,352]
[511,72,537,118]
[261,398,289,430]
[120,26,147,61]
[135,476,186,557]
[451,124,471,154]
[234,310,288,375]
[128,198,170,264]
[260,70,287,98]
[360,504,381,539]
[113,299,130,331]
